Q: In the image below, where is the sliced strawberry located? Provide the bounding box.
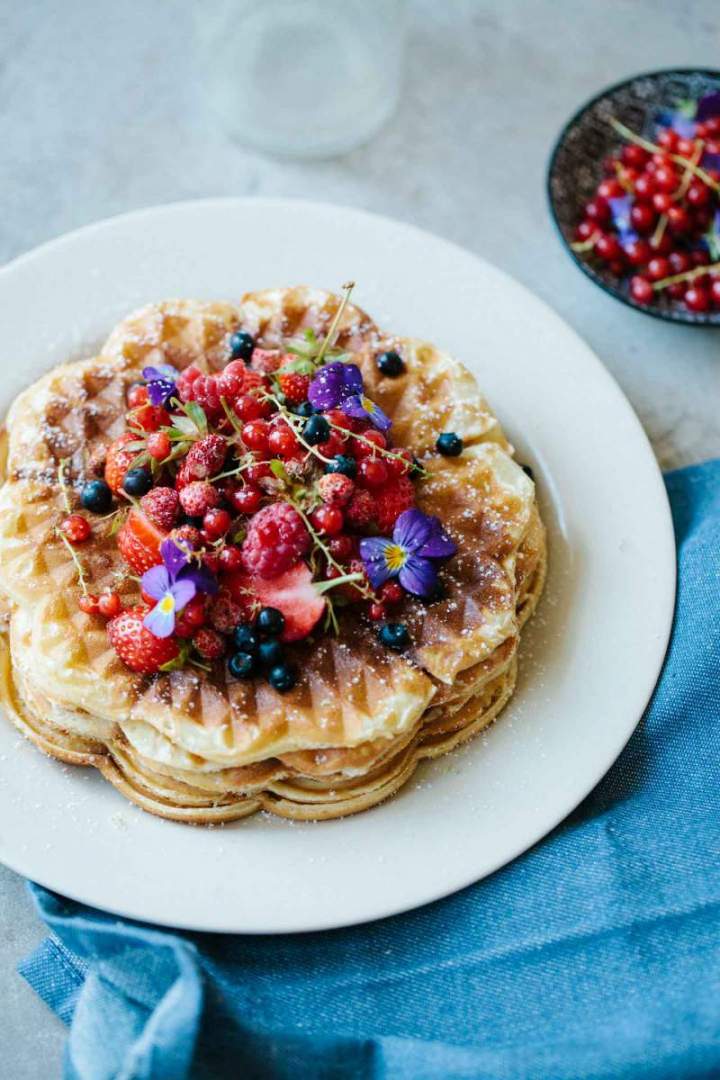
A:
[107,606,179,674]
[117,509,166,574]
[226,562,325,642]
[105,433,139,494]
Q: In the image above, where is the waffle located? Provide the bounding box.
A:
[0,289,546,823]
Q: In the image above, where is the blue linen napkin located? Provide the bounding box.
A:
[18,460,720,1080]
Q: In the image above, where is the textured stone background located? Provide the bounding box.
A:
[1,1,719,1074]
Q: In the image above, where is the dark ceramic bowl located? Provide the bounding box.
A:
[547,68,720,326]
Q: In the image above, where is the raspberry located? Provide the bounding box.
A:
[241,369,269,394]
[176,364,202,403]
[250,348,281,373]
[241,502,310,579]
[208,591,243,633]
[345,489,376,529]
[217,360,247,403]
[375,477,415,533]
[179,481,221,517]
[193,627,226,660]
[193,375,223,419]
[140,486,180,530]
[174,460,194,490]
[184,434,227,481]
[317,474,354,506]
[278,371,310,404]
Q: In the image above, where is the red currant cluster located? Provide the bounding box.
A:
[574,111,720,314]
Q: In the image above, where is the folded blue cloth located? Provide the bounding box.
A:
[19,460,720,1080]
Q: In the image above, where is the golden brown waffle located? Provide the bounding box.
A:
[0,289,546,823]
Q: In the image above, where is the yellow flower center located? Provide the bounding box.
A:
[361,395,375,413]
[159,594,175,614]
[385,544,407,573]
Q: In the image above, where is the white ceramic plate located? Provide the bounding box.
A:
[0,199,675,934]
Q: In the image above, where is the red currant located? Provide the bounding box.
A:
[584,197,610,225]
[634,173,656,199]
[654,165,679,193]
[596,178,623,199]
[183,595,207,627]
[203,508,232,538]
[684,286,711,312]
[317,431,345,459]
[311,505,344,536]
[234,394,264,422]
[79,594,100,615]
[630,203,656,234]
[61,514,91,544]
[147,431,171,460]
[325,408,356,433]
[595,233,622,262]
[630,276,654,305]
[668,251,692,274]
[710,279,720,306]
[245,461,272,485]
[98,592,122,618]
[359,458,389,488]
[575,220,597,242]
[354,430,387,457]
[652,192,674,214]
[328,534,354,561]
[218,545,243,574]
[267,424,299,459]
[369,602,387,622]
[676,136,697,157]
[229,485,263,515]
[686,180,710,207]
[624,239,652,267]
[646,256,669,282]
[622,144,649,168]
[666,205,691,234]
[380,581,403,605]
[241,419,270,452]
[387,449,413,477]
[656,128,678,152]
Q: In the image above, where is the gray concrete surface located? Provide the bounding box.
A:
[1,1,719,1075]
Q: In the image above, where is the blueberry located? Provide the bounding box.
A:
[228,651,257,679]
[233,624,259,653]
[377,350,405,377]
[426,580,447,604]
[257,607,285,637]
[290,402,314,418]
[268,662,297,693]
[378,622,410,651]
[325,454,357,478]
[520,463,535,482]
[122,467,153,496]
[436,432,463,457]
[302,414,330,445]
[229,330,254,362]
[258,638,284,667]
[80,479,113,514]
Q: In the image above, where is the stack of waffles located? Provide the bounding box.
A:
[0,289,545,822]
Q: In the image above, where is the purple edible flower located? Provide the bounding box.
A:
[308,361,392,433]
[359,509,457,599]
[701,151,720,172]
[696,91,720,122]
[142,364,177,407]
[141,538,217,639]
[608,195,638,245]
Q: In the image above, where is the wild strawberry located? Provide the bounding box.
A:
[250,348,281,373]
[141,486,180,530]
[193,627,226,660]
[147,431,171,461]
[61,515,91,544]
[375,476,415,533]
[208,591,244,633]
[117,509,165,574]
[179,481,220,517]
[107,607,179,674]
[317,473,354,506]
[226,562,324,642]
[241,502,310,579]
[105,433,138,494]
[184,434,227,481]
[173,524,202,550]
[345,489,376,529]
[278,371,310,404]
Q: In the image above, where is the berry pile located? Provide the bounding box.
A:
[573,94,720,315]
[59,286,462,690]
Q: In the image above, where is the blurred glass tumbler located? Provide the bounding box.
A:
[199,0,406,157]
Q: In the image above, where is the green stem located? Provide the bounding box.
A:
[651,260,720,291]
[57,529,89,596]
[609,118,720,193]
[315,281,355,366]
[291,499,375,601]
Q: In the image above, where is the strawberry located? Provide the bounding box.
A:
[107,607,179,674]
[226,562,324,642]
[117,509,165,574]
[140,486,179,530]
[104,433,139,494]
[193,627,226,660]
[184,434,227,481]
[277,371,310,405]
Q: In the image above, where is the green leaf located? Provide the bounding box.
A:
[128,450,150,470]
[269,459,290,483]
[276,357,316,376]
[705,223,720,262]
[124,440,148,452]
[182,401,208,435]
[108,509,128,536]
[675,97,697,119]
[159,642,191,672]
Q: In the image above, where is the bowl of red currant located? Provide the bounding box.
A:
[548,68,720,325]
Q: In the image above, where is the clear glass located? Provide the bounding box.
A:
[197,0,406,158]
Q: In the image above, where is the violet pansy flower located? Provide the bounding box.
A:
[608,196,638,246]
[143,364,177,407]
[359,509,457,599]
[308,362,392,433]
[142,538,217,639]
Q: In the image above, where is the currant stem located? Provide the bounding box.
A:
[315,281,356,367]
[57,459,73,512]
[609,118,720,193]
[57,529,89,596]
[291,499,375,601]
[651,260,720,291]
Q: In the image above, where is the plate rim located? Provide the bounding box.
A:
[0,197,677,933]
